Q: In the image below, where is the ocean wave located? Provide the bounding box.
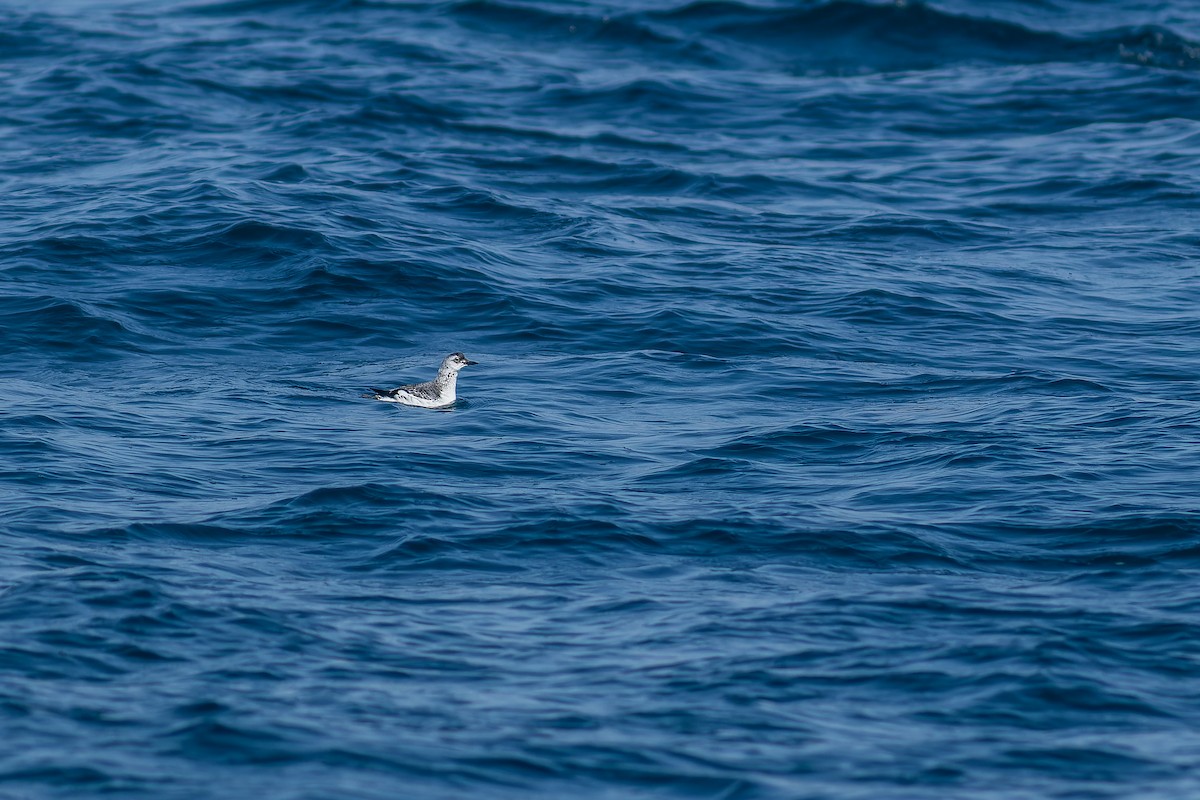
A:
[3,295,149,359]
[450,0,688,52]
[652,0,1200,72]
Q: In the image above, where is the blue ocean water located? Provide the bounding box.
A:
[3,0,1200,796]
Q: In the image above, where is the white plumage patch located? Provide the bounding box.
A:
[376,386,455,408]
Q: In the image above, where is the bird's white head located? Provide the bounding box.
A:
[442,352,478,373]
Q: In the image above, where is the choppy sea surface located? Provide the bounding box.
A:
[3,0,1200,796]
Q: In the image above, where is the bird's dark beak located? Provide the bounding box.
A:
[465,360,478,366]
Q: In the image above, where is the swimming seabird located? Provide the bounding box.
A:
[368,352,477,408]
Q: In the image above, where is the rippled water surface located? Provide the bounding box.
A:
[3,0,1200,796]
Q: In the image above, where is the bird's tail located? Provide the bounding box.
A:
[364,387,390,399]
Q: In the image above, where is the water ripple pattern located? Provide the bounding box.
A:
[2,0,1200,797]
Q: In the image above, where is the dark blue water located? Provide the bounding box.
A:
[4,0,1200,796]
